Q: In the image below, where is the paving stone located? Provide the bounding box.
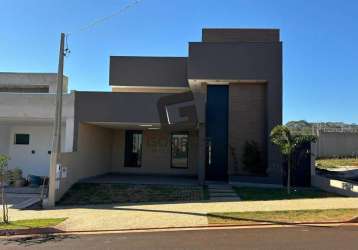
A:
[7,197,358,231]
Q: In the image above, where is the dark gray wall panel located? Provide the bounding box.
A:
[110,56,188,87]
[188,42,282,80]
[75,91,171,124]
[202,29,279,43]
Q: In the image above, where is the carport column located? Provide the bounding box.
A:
[188,81,207,185]
[198,122,206,185]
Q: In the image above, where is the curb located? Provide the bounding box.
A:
[0,227,62,237]
[1,221,358,238]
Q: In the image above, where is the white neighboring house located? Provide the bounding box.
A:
[0,73,75,177]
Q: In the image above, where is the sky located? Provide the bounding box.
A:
[1,0,357,124]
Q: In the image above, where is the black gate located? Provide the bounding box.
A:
[282,142,312,187]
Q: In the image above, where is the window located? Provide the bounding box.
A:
[14,134,30,145]
[171,132,189,168]
[124,130,143,167]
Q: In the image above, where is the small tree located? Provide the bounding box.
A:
[270,125,316,194]
[0,155,10,223]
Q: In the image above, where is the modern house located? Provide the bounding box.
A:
[56,28,283,201]
[0,73,74,177]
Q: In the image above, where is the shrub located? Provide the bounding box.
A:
[4,168,23,185]
[11,168,23,180]
[241,141,265,175]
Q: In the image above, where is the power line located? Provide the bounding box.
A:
[67,0,143,36]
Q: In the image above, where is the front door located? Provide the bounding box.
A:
[206,85,229,181]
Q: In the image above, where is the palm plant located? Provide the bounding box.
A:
[270,125,316,194]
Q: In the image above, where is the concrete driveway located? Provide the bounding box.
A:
[7,197,358,232]
[1,187,43,209]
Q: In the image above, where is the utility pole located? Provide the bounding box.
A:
[47,33,65,207]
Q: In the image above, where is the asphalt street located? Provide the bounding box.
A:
[1,225,358,250]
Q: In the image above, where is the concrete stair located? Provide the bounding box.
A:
[208,184,240,201]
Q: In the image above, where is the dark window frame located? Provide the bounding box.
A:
[14,134,30,145]
[170,132,189,169]
[124,130,143,168]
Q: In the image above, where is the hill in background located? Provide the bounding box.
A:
[286,120,358,134]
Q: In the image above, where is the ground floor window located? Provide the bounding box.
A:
[124,130,143,167]
[171,132,189,168]
[14,134,30,145]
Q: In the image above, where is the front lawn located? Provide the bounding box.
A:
[0,218,66,230]
[58,183,206,205]
[316,158,358,170]
[207,209,358,225]
[233,186,339,201]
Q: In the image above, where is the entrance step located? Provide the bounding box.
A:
[209,197,240,201]
[208,188,235,191]
[207,184,240,201]
[208,188,234,192]
[210,192,237,196]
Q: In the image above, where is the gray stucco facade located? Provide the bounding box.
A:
[58,28,283,201]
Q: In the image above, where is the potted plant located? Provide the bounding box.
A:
[12,168,26,187]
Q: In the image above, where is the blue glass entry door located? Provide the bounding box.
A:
[206,85,229,181]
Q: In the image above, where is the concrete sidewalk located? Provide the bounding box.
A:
[7,197,358,231]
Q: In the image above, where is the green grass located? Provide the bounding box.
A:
[58,183,207,205]
[316,157,358,170]
[208,209,358,225]
[0,218,66,230]
[233,186,339,201]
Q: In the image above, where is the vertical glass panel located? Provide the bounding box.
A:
[125,130,143,167]
[171,133,188,168]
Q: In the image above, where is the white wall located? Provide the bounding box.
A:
[0,125,10,155]
[0,91,75,177]
[0,73,68,93]
[315,132,358,158]
[312,175,358,197]
[7,125,66,177]
[0,92,74,120]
